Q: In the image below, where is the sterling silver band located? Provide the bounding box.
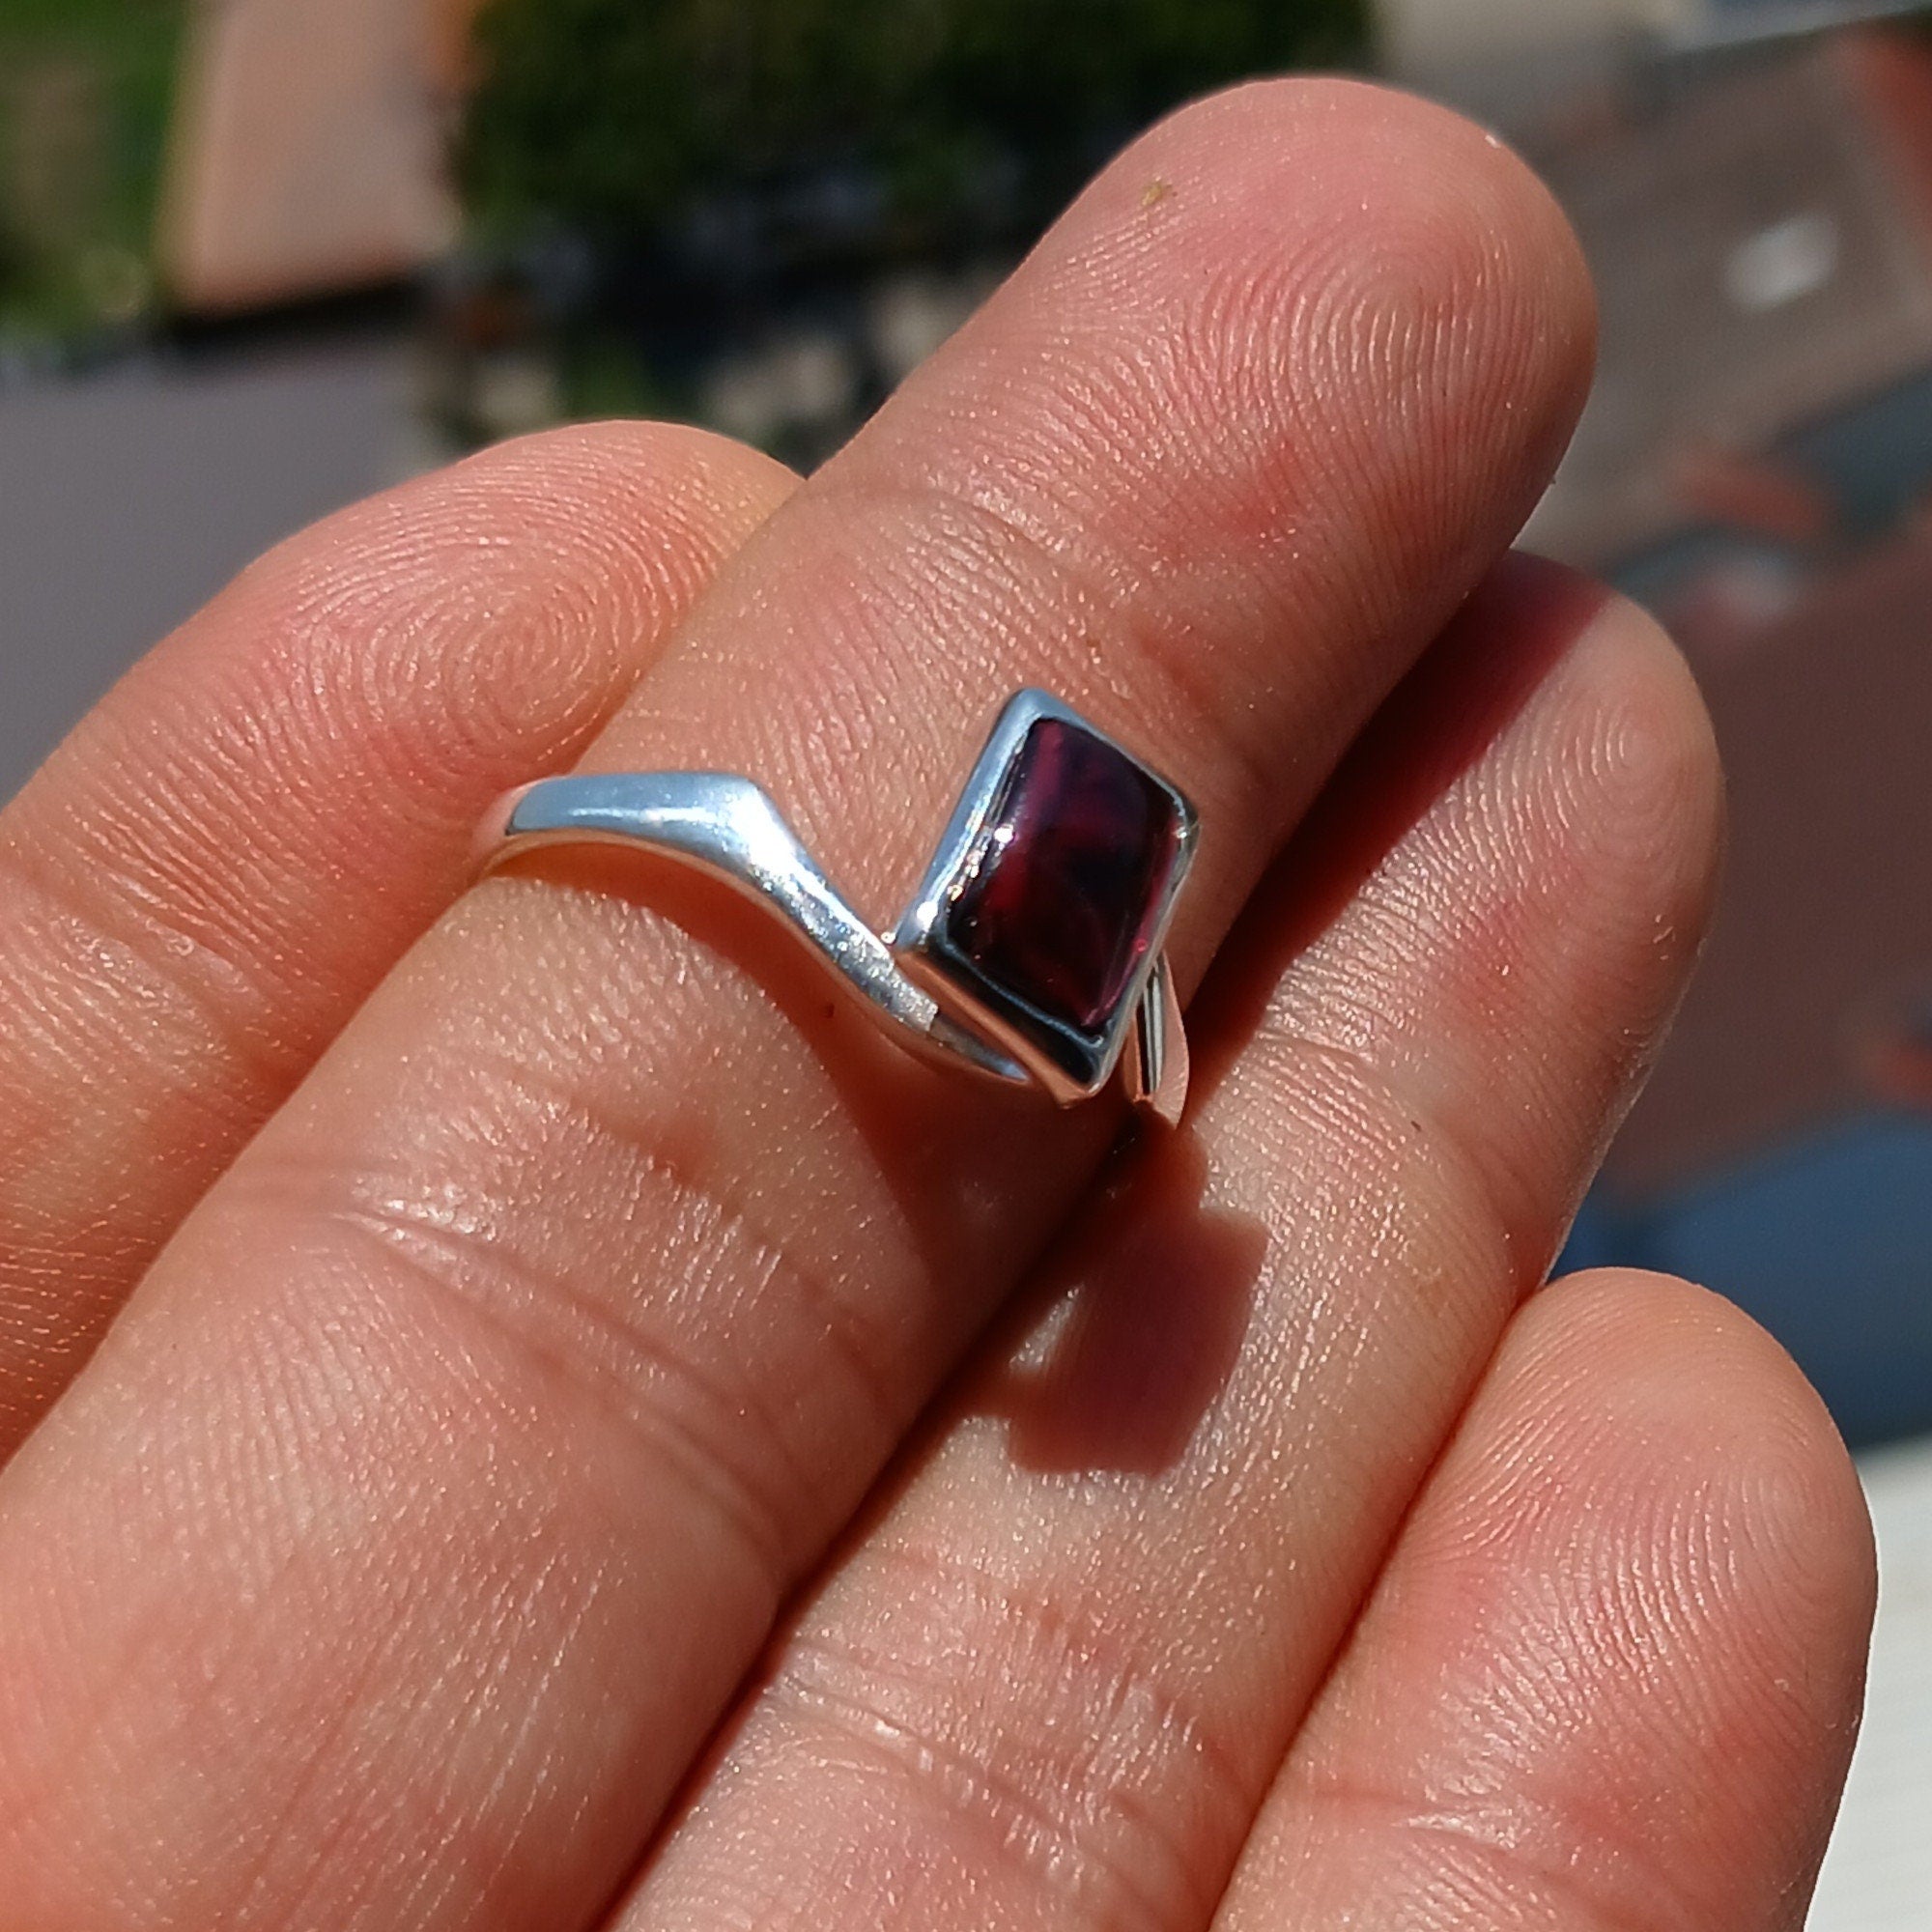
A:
[473,693,1196,1122]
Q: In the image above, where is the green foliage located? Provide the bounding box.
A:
[0,0,185,339]
[460,0,1366,251]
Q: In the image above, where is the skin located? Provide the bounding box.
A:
[0,79,1873,1932]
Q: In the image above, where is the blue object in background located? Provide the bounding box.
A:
[1564,1112,1932,1448]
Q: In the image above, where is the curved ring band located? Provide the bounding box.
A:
[473,691,1199,1123]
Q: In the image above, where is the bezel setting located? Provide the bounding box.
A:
[891,689,1198,1104]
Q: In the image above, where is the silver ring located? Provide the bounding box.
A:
[472,690,1199,1123]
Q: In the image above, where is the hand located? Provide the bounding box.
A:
[0,81,1872,1932]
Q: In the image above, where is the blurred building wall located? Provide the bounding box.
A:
[159,0,474,313]
[1378,0,1684,74]
[1525,29,1932,567]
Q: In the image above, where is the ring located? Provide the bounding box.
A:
[472,690,1199,1123]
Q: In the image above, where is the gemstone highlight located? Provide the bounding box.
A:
[948,717,1179,1036]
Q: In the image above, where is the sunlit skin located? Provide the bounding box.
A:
[0,80,1873,1932]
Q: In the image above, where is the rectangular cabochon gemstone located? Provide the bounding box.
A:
[946,715,1180,1037]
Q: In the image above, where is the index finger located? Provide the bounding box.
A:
[0,422,794,1455]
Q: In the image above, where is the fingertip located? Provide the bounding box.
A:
[1407,570,1727,1163]
[1395,1264,1872,1927]
[1241,556,1725,1267]
[1521,1266,1877,1640]
[220,417,797,636]
[1216,1263,1875,1932]
[448,418,801,534]
[1462,1264,1878,1888]
[878,77,1602,742]
[1521,578,1727,950]
[1110,75,1599,492]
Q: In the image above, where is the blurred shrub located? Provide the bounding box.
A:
[0,0,183,343]
[460,0,1365,260]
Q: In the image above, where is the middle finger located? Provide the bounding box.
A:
[0,81,1590,1932]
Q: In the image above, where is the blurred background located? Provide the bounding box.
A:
[0,0,1928,1918]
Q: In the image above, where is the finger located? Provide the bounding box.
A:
[0,83,1593,1932]
[617,559,1720,1932]
[0,422,794,1454]
[1215,1268,1875,1932]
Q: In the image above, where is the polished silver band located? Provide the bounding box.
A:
[473,692,1197,1122]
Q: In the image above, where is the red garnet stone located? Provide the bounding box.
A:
[949,717,1179,1037]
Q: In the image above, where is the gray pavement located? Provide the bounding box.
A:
[0,338,423,800]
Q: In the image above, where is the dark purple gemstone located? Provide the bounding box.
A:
[949,717,1179,1036]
